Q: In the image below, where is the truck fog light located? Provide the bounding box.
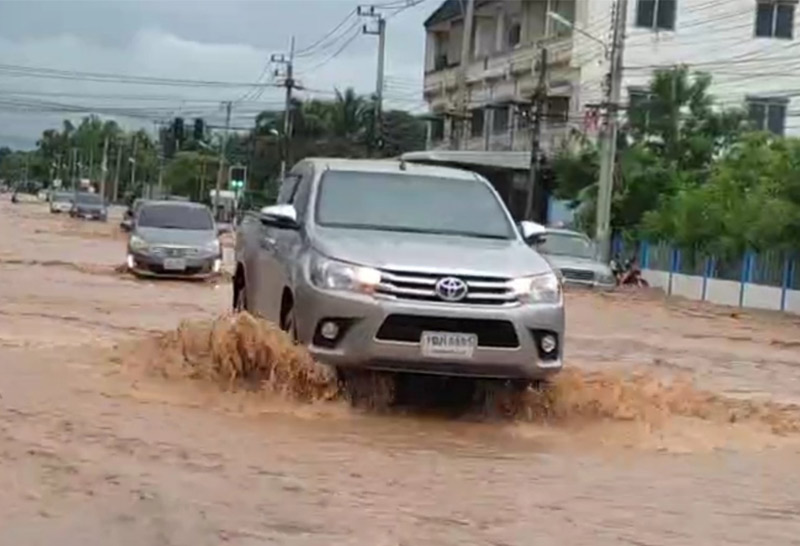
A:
[540,334,557,354]
[126,254,135,269]
[320,321,340,340]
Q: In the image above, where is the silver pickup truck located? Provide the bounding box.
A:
[233,158,564,382]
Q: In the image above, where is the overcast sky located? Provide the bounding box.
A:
[0,0,433,149]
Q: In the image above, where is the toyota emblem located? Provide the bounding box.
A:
[434,277,468,302]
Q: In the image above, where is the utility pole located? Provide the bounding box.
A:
[100,136,109,199]
[596,0,629,263]
[113,142,122,203]
[455,0,475,149]
[272,37,295,180]
[70,148,77,192]
[359,6,387,155]
[525,47,548,223]
[215,100,232,218]
[129,135,139,195]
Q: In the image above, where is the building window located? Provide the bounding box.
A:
[748,98,787,135]
[635,0,677,30]
[430,118,444,141]
[470,109,484,138]
[628,88,653,129]
[546,97,570,123]
[508,21,522,48]
[492,105,510,134]
[755,1,795,39]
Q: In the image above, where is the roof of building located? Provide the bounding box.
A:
[424,0,494,28]
[401,150,532,172]
[303,157,480,180]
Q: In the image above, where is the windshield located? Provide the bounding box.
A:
[315,170,515,240]
[53,193,72,203]
[537,232,596,259]
[137,204,214,230]
[75,192,104,205]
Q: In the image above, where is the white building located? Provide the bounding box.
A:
[422,0,800,151]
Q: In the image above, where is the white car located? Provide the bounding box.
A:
[50,191,74,213]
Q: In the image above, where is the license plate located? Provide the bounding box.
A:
[163,258,186,271]
[82,212,93,219]
[420,331,478,359]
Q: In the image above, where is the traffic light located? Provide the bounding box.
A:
[173,117,185,147]
[193,118,205,141]
[228,165,247,193]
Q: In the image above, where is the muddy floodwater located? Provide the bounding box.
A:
[1,197,800,545]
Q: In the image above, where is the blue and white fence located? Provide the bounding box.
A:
[614,239,800,315]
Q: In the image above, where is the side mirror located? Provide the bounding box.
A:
[259,204,299,230]
[519,220,547,244]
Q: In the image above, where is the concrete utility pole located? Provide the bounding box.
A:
[215,100,232,218]
[129,135,139,195]
[359,5,387,155]
[100,136,109,199]
[70,148,77,191]
[271,37,295,181]
[455,0,475,149]
[525,47,549,223]
[596,0,629,263]
[113,143,122,203]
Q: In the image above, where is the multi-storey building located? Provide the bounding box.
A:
[422,0,800,153]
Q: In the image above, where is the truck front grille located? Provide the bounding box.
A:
[375,268,517,306]
[375,314,519,348]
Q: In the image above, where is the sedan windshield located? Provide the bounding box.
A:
[75,193,104,205]
[315,170,515,240]
[53,193,72,203]
[137,204,214,230]
[538,232,595,259]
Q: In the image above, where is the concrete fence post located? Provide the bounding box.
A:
[668,247,679,296]
[781,256,795,312]
[702,255,713,302]
[739,251,754,308]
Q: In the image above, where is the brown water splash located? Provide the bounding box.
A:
[119,313,800,436]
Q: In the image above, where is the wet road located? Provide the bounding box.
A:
[1,197,800,545]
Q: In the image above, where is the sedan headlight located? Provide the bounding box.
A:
[509,272,562,304]
[129,235,149,252]
[309,254,381,294]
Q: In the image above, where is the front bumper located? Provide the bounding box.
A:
[127,250,221,279]
[294,283,565,380]
[71,209,107,221]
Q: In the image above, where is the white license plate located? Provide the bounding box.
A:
[82,212,93,219]
[420,331,478,359]
[163,258,186,271]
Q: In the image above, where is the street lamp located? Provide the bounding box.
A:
[547,11,609,57]
[268,128,286,181]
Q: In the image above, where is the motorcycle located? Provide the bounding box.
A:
[610,256,649,287]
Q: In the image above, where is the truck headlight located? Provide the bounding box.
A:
[129,235,149,252]
[509,272,562,304]
[204,239,221,254]
[310,254,381,294]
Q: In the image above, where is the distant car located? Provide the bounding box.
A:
[50,191,74,213]
[534,228,616,289]
[70,192,108,221]
[126,200,222,278]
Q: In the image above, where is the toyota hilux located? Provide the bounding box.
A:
[233,158,564,381]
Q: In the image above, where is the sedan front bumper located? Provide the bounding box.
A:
[127,250,221,279]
